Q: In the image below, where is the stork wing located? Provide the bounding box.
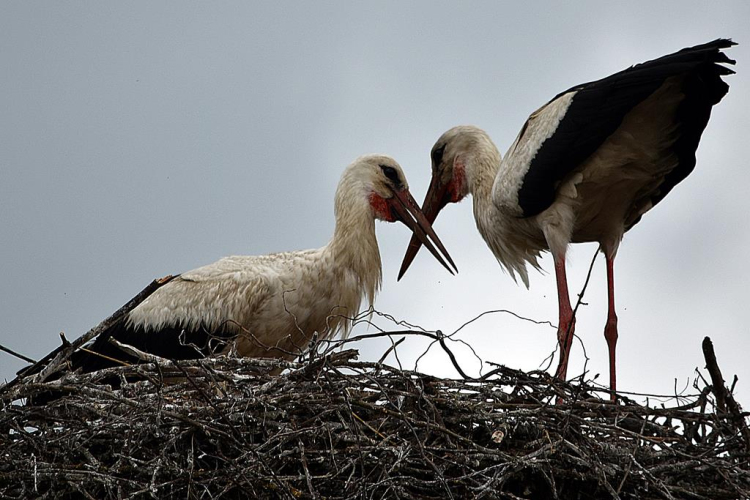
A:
[500,38,735,218]
[73,259,273,372]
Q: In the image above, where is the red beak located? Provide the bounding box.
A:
[387,186,457,277]
[397,175,454,280]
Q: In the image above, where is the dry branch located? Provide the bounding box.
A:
[4,275,175,391]
[702,336,750,452]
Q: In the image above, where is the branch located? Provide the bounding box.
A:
[0,342,36,364]
[0,275,176,395]
[702,336,727,413]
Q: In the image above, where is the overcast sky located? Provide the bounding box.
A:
[2,2,748,404]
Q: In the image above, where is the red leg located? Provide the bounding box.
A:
[552,252,575,381]
[604,253,618,401]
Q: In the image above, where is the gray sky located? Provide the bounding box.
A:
[2,2,748,403]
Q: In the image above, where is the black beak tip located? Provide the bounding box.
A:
[396,262,410,281]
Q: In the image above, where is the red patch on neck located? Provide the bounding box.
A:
[369,193,395,222]
[449,160,466,202]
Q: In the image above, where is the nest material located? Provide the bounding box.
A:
[2,343,750,500]
[1,281,749,498]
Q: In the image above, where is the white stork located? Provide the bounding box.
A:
[399,39,735,398]
[74,154,456,372]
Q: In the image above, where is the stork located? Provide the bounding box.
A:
[74,154,456,372]
[399,39,735,398]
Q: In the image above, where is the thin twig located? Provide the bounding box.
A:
[0,343,36,364]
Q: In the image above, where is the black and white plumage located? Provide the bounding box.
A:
[73,154,455,373]
[399,39,735,398]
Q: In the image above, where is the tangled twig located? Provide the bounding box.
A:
[1,330,748,499]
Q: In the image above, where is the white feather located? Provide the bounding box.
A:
[493,91,576,216]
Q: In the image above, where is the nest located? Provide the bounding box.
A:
[1,281,749,499]
[1,342,749,499]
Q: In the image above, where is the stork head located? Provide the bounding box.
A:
[339,154,456,276]
[398,125,496,280]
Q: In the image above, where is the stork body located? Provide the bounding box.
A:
[400,40,735,398]
[76,155,455,372]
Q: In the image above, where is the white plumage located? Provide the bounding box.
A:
[399,40,735,399]
[76,154,455,371]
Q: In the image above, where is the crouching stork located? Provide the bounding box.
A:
[74,154,456,372]
[399,39,735,399]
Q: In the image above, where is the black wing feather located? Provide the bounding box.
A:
[517,38,735,217]
[71,318,237,372]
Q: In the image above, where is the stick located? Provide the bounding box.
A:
[0,343,36,364]
[702,336,727,413]
[0,275,176,394]
[702,336,750,451]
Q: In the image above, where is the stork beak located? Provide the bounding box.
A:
[388,187,457,277]
[397,175,453,280]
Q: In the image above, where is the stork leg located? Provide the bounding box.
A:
[604,253,618,401]
[552,251,575,381]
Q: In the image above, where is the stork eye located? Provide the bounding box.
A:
[380,165,400,184]
[431,144,446,166]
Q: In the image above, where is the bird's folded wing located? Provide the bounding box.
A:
[496,39,735,218]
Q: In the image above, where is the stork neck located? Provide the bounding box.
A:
[327,202,383,304]
[467,149,500,211]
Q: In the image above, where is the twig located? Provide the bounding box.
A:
[0,343,36,364]
[702,336,750,452]
[2,275,176,393]
[108,338,171,365]
[702,336,727,413]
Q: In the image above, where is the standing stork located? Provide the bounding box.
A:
[399,39,735,398]
[74,154,456,372]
